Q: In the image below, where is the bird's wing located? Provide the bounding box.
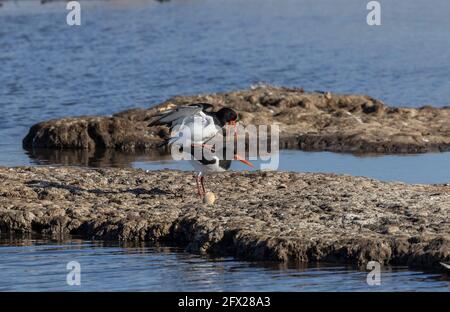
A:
[152,110,216,147]
[149,105,205,126]
[150,103,222,148]
[168,112,220,145]
[201,114,221,141]
[191,103,214,112]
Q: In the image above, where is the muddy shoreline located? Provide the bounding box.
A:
[23,85,450,155]
[0,166,448,271]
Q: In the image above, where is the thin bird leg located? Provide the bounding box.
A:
[195,174,203,197]
[200,176,206,194]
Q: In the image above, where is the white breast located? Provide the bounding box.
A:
[189,158,225,175]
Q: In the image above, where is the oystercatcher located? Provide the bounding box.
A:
[188,144,253,196]
[149,103,253,197]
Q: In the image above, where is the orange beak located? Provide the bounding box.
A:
[234,154,254,168]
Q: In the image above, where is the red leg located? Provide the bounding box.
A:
[195,174,203,197]
[200,176,206,194]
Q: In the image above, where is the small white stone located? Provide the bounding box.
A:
[203,192,216,205]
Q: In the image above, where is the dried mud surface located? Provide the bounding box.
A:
[23,85,450,154]
[0,166,448,270]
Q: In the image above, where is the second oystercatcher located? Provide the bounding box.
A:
[188,144,253,197]
[149,103,253,197]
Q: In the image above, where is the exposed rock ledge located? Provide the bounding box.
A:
[1,166,448,271]
[23,85,450,154]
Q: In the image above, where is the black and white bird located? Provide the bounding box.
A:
[149,103,253,197]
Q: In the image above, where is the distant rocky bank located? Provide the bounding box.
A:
[0,166,448,271]
[23,85,450,154]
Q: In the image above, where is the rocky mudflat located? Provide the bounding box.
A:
[23,85,450,154]
[0,166,448,271]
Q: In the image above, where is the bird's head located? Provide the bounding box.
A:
[216,108,238,126]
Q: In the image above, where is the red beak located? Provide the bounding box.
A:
[234,154,254,168]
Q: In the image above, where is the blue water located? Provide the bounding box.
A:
[133,150,450,184]
[0,239,448,291]
[0,0,449,291]
[20,148,450,184]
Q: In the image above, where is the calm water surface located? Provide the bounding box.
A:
[0,0,449,291]
[0,239,448,292]
[0,0,448,183]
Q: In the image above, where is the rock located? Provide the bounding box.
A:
[22,85,450,154]
[0,166,448,271]
[23,115,162,151]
